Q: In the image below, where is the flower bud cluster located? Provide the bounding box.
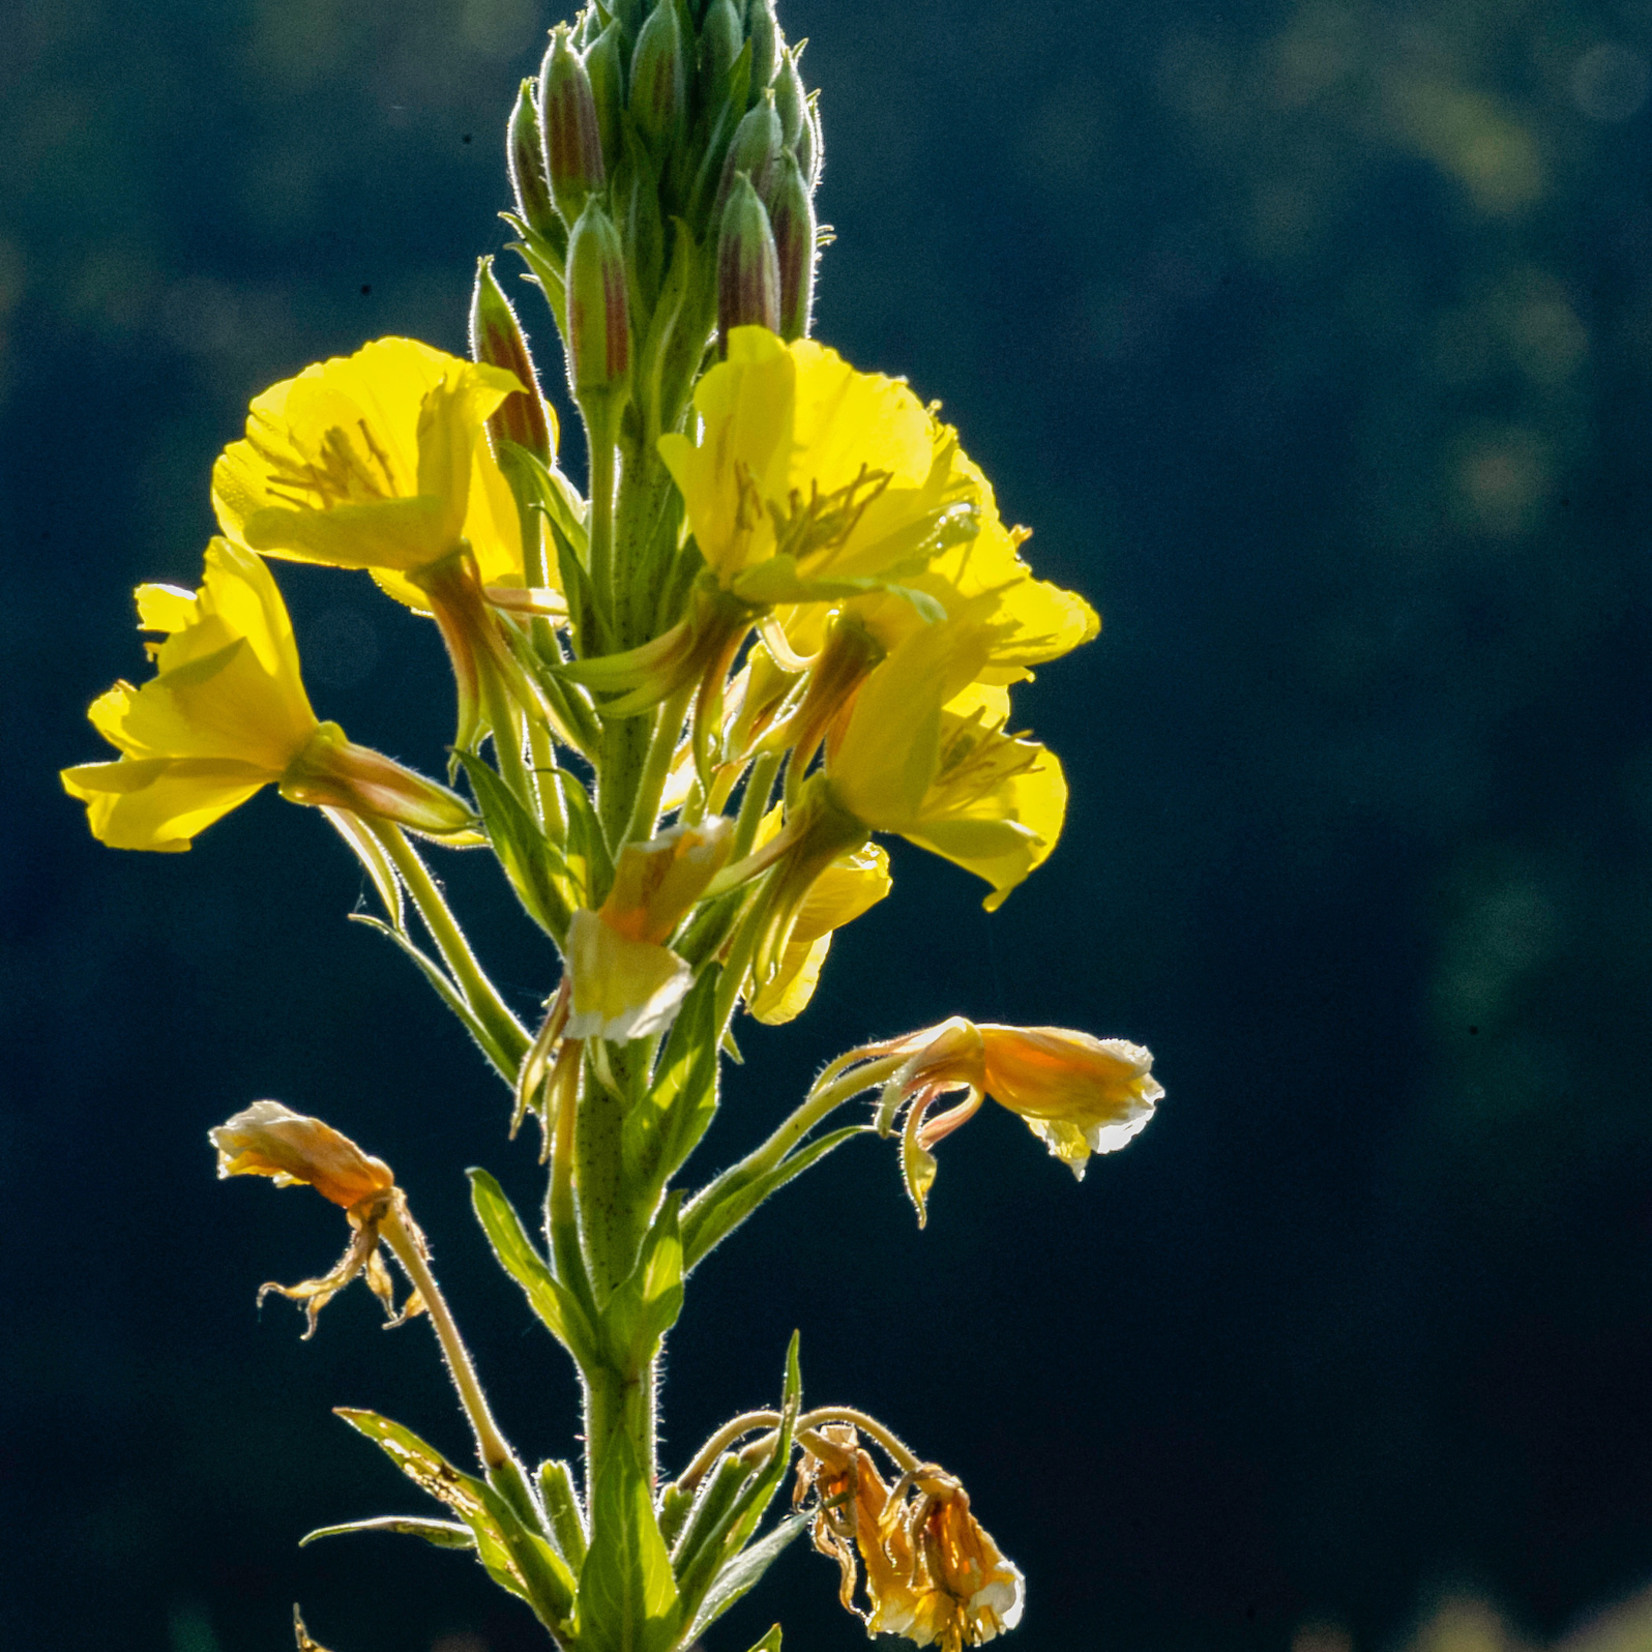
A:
[505,0,825,437]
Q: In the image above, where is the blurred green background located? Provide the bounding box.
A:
[5,0,1652,1648]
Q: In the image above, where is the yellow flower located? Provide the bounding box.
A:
[797,1428,1025,1652]
[658,326,977,600]
[824,617,1067,910]
[748,839,892,1025]
[61,540,473,851]
[210,1101,419,1337]
[211,337,528,610]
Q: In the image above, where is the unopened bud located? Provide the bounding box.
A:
[745,0,779,95]
[717,91,783,213]
[507,78,559,243]
[469,256,554,465]
[717,173,780,350]
[699,0,743,100]
[629,0,687,154]
[774,45,806,148]
[539,25,606,228]
[584,22,626,176]
[565,199,632,401]
[766,151,815,342]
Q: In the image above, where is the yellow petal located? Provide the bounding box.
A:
[61,756,271,851]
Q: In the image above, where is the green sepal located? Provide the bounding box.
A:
[685,1517,807,1642]
[671,1334,802,1626]
[454,752,574,942]
[681,1125,866,1270]
[332,1409,576,1632]
[656,1478,696,1550]
[468,1168,600,1366]
[578,1429,682,1652]
[603,1192,685,1369]
[537,1458,590,1572]
[298,1515,475,1551]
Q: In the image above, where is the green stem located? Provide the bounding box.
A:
[797,1409,921,1473]
[588,422,618,618]
[371,822,529,1072]
[381,1202,514,1472]
[674,1411,782,1490]
[618,680,695,847]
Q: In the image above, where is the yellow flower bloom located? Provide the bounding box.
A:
[658,326,977,600]
[210,1101,419,1337]
[825,618,1067,910]
[797,1428,1025,1652]
[61,540,473,851]
[564,909,693,1042]
[211,337,528,610]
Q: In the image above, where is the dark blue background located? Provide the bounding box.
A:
[6,1,1652,1649]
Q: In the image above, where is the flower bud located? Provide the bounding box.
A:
[629,0,687,154]
[774,44,806,148]
[717,173,780,350]
[280,722,479,840]
[766,150,815,341]
[507,78,559,243]
[584,21,626,176]
[717,90,783,213]
[539,24,606,228]
[565,198,632,402]
[469,255,554,465]
[745,0,779,94]
[699,0,743,100]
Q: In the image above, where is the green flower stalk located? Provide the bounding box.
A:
[60,2,1160,1649]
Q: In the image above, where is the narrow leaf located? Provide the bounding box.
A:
[455,753,572,940]
[300,1516,475,1551]
[468,1168,597,1364]
[686,1518,808,1642]
[605,1194,685,1369]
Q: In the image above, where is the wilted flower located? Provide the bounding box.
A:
[796,1426,1025,1652]
[210,1101,421,1337]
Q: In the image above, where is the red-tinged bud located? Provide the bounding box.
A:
[629,0,687,154]
[716,91,783,214]
[566,198,632,402]
[469,256,554,466]
[797,88,823,189]
[584,22,626,176]
[774,44,806,148]
[699,0,743,101]
[746,0,779,95]
[717,173,780,353]
[766,150,815,341]
[539,25,606,228]
[507,78,559,243]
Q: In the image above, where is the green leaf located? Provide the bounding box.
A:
[681,1127,866,1271]
[333,1409,575,1631]
[673,1335,803,1625]
[669,1451,758,1578]
[455,752,572,941]
[743,1628,783,1652]
[604,1194,685,1368]
[685,1517,808,1642]
[625,968,720,1197]
[299,1515,475,1551]
[578,1430,682,1652]
[468,1168,598,1365]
